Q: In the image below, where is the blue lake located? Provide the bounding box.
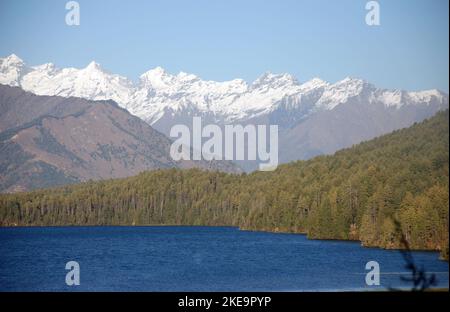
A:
[0,226,448,291]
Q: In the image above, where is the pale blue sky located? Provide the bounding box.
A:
[0,0,448,92]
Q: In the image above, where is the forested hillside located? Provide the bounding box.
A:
[1,111,448,259]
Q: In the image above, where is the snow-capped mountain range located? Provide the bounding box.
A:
[1,54,446,125]
[1,54,448,171]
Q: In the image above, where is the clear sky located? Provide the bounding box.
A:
[0,0,448,92]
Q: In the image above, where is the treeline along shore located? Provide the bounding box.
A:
[1,111,448,260]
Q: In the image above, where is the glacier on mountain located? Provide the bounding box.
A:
[0,54,447,126]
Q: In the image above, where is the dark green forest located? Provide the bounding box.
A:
[1,111,448,259]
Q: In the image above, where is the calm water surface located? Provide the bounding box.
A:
[0,226,448,291]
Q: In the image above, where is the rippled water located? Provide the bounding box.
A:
[0,226,448,291]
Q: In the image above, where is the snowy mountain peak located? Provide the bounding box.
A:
[141,66,169,79]
[337,76,368,87]
[139,66,174,89]
[147,66,166,75]
[176,71,199,82]
[2,54,24,65]
[300,78,329,91]
[408,89,445,102]
[0,54,28,86]
[252,72,298,89]
[0,54,447,126]
[85,61,103,71]
[316,78,375,109]
[32,62,57,74]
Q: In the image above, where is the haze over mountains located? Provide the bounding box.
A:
[1,54,449,172]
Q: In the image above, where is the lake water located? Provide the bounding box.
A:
[0,226,448,291]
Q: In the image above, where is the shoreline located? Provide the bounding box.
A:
[1,224,448,262]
